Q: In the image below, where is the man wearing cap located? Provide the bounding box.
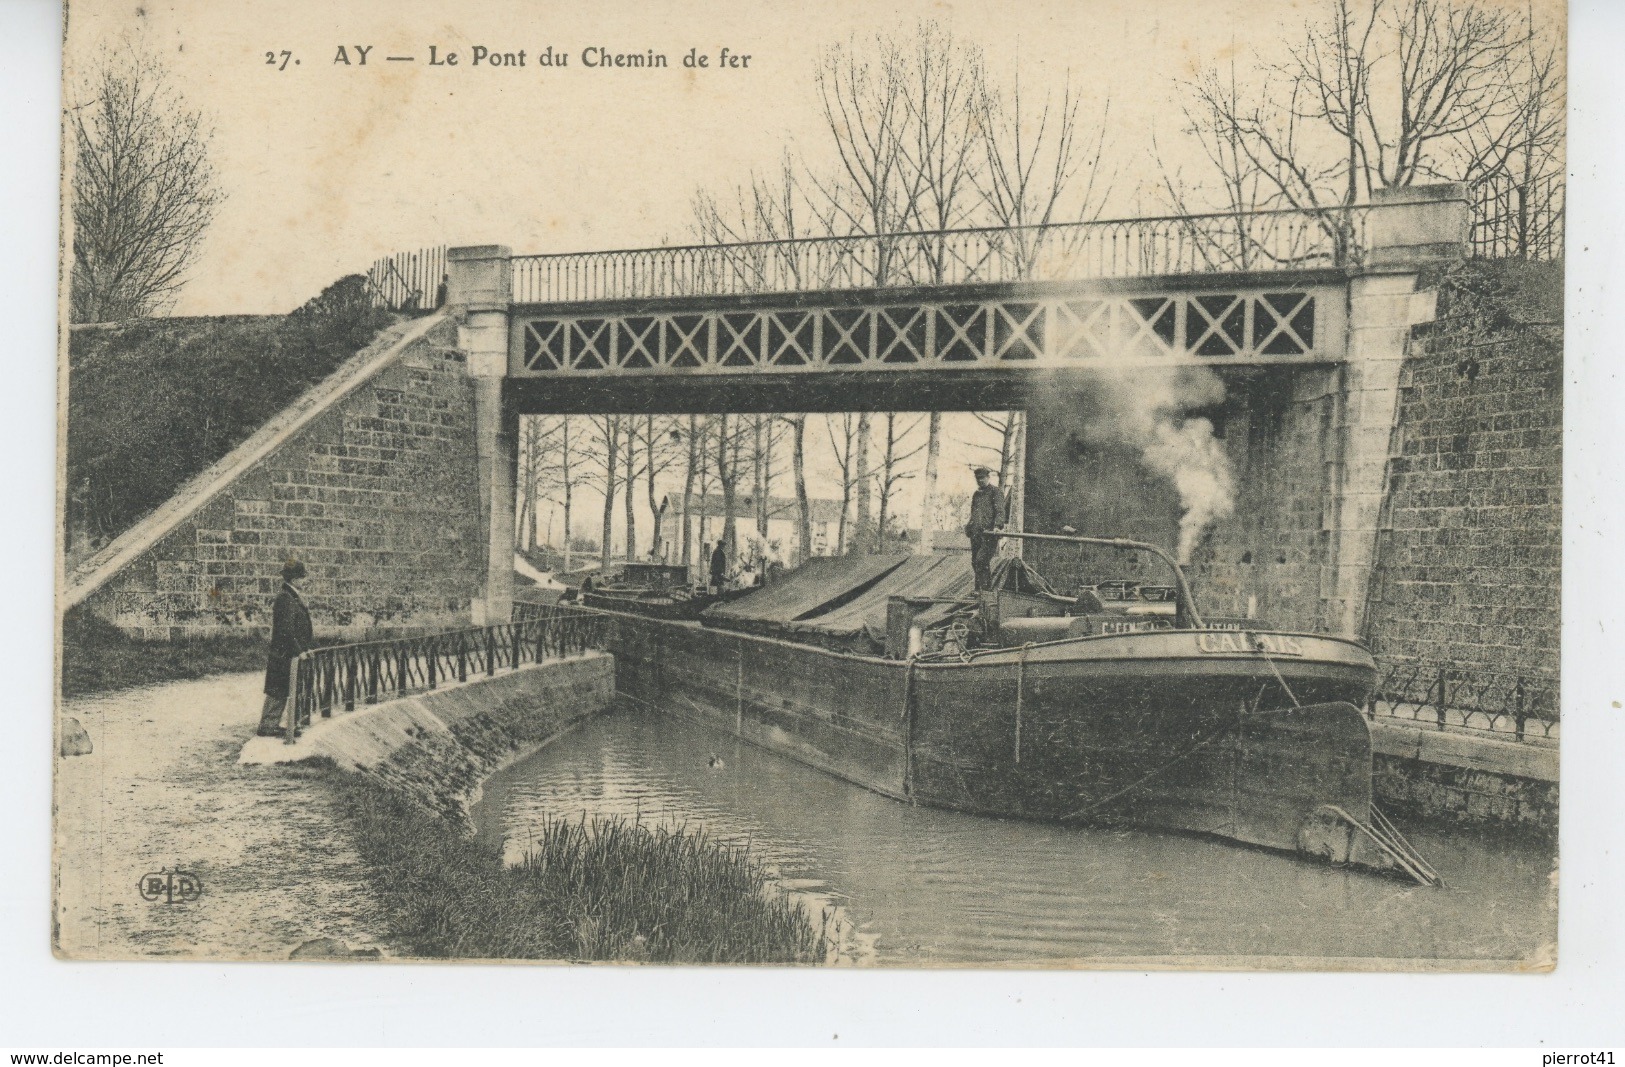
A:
[964,466,1010,591]
[257,560,314,737]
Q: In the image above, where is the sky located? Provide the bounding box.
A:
[60,0,1389,316]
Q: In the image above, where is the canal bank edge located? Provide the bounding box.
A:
[1370,721,1558,831]
[237,653,837,964]
[240,652,616,825]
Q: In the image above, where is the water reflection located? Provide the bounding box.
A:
[473,705,1556,966]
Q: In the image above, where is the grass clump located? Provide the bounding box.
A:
[331,774,830,964]
[61,605,266,698]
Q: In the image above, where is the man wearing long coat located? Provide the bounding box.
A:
[257,559,314,737]
[964,467,1010,592]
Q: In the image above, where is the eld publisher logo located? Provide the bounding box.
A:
[137,868,202,904]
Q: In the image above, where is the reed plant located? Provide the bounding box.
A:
[330,774,829,964]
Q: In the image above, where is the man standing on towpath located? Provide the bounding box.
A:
[965,466,1009,591]
[257,559,314,737]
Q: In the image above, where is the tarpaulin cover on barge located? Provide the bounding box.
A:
[702,551,974,649]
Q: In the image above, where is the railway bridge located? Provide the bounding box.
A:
[452,184,1468,639]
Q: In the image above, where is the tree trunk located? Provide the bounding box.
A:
[1009,411,1027,554]
[877,414,895,545]
[645,415,663,560]
[752,415,767,553]
[561,420,573,575]
[717,414,737,563]
[998,414,1015,489]
[919,411,941,554]
[697,423,711,555]
[623,422,638,561]
[792,416,811,563]
[854,412,873,553]
[599,416,618,574]
[681,414,697,569]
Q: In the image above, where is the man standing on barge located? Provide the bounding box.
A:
[965,466,1009,591]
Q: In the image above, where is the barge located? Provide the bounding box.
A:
[596,533,1437,883]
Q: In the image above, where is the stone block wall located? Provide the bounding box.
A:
[1364,260,1563,679]
[1373,755,1558,832]
[1022,365,1339,634]
[83,319,485,639]
[1181,367,1340,633]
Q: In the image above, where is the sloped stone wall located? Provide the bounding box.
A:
[1364,260,1563,679]
[82,318,485,639]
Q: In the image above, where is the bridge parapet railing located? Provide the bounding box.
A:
[280,604,609,743]
[511,206,1372,305]
[1366,658,1558,744]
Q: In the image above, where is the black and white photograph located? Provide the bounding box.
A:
[52,0,1568,973]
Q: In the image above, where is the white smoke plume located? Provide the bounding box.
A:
[1075,364,1237,564]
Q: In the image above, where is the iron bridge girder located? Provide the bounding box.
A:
[506,272,1350,391]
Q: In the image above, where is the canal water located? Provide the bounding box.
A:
[473,705,1557,967]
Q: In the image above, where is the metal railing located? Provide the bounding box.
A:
[280,605,609,743]
[511,206,1372,304]
[1366,659,1558,742]
[366,245,448,312]
[1471,173,1564,262]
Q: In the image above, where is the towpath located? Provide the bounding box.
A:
[54,672,391,960]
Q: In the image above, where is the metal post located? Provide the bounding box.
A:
[487,628,496,677]
[1435,667,1447,730]
[457,633,468,683]
[428,642,438,690]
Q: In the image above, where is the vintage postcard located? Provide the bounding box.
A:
[56,0,1563,969]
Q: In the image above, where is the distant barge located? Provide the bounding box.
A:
[590,533,1437,883]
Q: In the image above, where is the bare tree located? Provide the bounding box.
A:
[580,415,622,573]
[852,412,874,553]
[680,414,703,567]
[783,414,814,563]
[1456,15,1564,256]
[516,416,560,551]
[713,413,752,567]
[810,33,918,285]
[692,152,848,291]
[554,417,579,573]
[918,411,942,553]
[971,411,1020,488]
[824,413,861,554]
[1171,0,1552,249]
[70,45,223,323]
[639,416,685,562]
[975,72,1112,277]
[875,413,927,544]
[622,421,644,563]
[895,24,988,280]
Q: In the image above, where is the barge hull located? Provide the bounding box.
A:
[608,613,1376,858]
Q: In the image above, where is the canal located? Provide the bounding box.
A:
[472,704,1557,967]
